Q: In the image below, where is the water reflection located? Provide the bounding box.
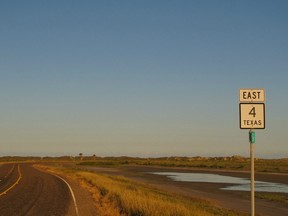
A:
[151,172,288,193]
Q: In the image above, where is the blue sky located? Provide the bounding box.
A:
[1,1,287,158]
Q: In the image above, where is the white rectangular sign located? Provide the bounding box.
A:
[239,103,265,129]
[239,89,265,102]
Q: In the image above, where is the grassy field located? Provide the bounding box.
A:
[78,156,288,173]
[40,165,248,216]
[2,156,287,173]
[76,157,288,204]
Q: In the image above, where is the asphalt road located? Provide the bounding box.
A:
[0,163,73,216]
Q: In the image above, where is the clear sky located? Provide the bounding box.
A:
[1,1,287,158]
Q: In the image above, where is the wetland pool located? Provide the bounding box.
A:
[151,172,288,193]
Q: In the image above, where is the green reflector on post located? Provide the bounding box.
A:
[249,131,256,143]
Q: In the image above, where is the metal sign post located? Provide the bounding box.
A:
[249,129,255,216]
[239,89,265,216]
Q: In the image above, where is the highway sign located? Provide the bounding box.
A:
[239,89,265,102]
[239,103,265,129]
[239,89,266,216]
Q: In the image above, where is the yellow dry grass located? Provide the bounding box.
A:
[38,165,246,216]
[76,171,218,216]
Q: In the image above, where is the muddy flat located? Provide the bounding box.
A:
[80,165,288,216]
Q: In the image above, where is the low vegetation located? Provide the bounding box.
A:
[2,156,288,173]
[78,156,288,173]
[40,165,247,216]
[256,193,288,204]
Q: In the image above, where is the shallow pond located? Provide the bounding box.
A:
[151,172,288,193]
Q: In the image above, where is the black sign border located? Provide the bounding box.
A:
[239,103,265,129]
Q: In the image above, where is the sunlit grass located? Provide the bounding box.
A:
[39,165,247,216]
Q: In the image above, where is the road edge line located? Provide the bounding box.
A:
[53,174,80,216]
